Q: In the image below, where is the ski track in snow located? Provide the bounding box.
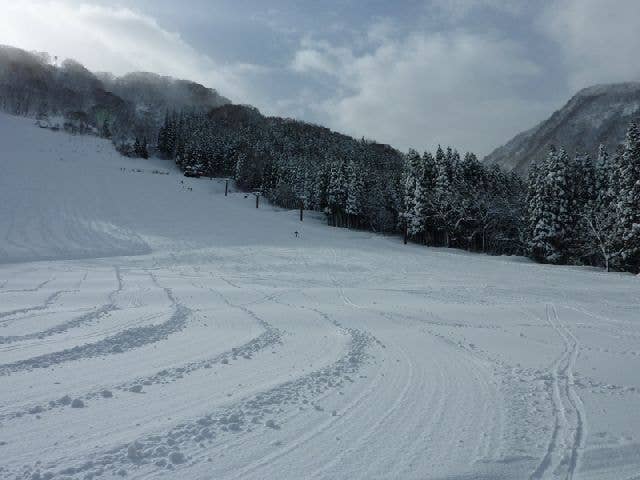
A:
[2,290,372,480]
[0,277,54,295]
[0,268,122,345]
[530,305,587,480]
[0,274,190,376]
[0,290,71,323]
[0,277,288,423]
[1,113,639,480]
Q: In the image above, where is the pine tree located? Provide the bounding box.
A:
[410,151,436,242]
[433,145,455,246]
[458,152,488,249]
[133,137,141,158]
[327,161,347,226]
[528,146,573,263]
[157,112,169,156]
[140,137,149,159]
[581,145,620,270]
[234,152,247,183]
[569,153,594,262]
[174,112,185,161]
[401,149,421,237]
[526,160,544,255]
[345,159,365,227]
[617,122,640,272]
[293,161,309,203]
[166,112,177,157]
[311,162,330,212]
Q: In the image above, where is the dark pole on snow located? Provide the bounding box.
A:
[300,199,304,222]
[403,224,408,245]
[255,193,260,209]
[225,179,229,197]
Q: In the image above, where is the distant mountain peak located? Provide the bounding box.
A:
[575,82,640,97]
[484,82,640,174]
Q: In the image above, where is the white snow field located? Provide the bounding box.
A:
[0,112,639,480]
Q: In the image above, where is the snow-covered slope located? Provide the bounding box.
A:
[484,82,640,173]
[0,113,328,264]
[1,113,639,480]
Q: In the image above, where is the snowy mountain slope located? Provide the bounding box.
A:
[1,114,640,479]
[0,45,230,140]
[0,113,333,264]
[484,82,640,173]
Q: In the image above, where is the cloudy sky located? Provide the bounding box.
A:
[1,0,639,156]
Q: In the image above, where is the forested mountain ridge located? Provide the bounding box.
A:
[98,71,229,117]
[484,82,640,174]
[0,44,230,140]
[157,104,407,233]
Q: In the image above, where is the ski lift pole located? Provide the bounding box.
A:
[299,196,306,222]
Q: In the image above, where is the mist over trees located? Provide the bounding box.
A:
[1,45,637,274]
[0,44,229,141]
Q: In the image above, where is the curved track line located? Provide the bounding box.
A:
[0,278,189,376]
[11,300,371,480]
[0,267,123,345]
[530,304,586,480]
[0,290,70,324]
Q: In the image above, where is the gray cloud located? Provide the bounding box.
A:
[1,0,639,156]
[539,0,640,90]
[292,28,552,155]
[0,1,267,105]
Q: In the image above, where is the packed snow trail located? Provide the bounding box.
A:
[529,305,586,480]
[1,113,640,479]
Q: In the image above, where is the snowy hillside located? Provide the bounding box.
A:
[1,113,640,480]
[0,45,230,142]
[0,113,326,263]
[484,82,640,173]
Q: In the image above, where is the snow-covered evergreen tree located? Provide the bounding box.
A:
[617,122,640,272]
[568,153,595,261]
[345,159,365,227]
[327,161,348,226]
[528,146,573,263]
[410,151,436,242]
[400,149,421,236]
[433,145,456,246]
[579,145,621,270]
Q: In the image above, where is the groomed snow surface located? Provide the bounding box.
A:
[1,113,639,480]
